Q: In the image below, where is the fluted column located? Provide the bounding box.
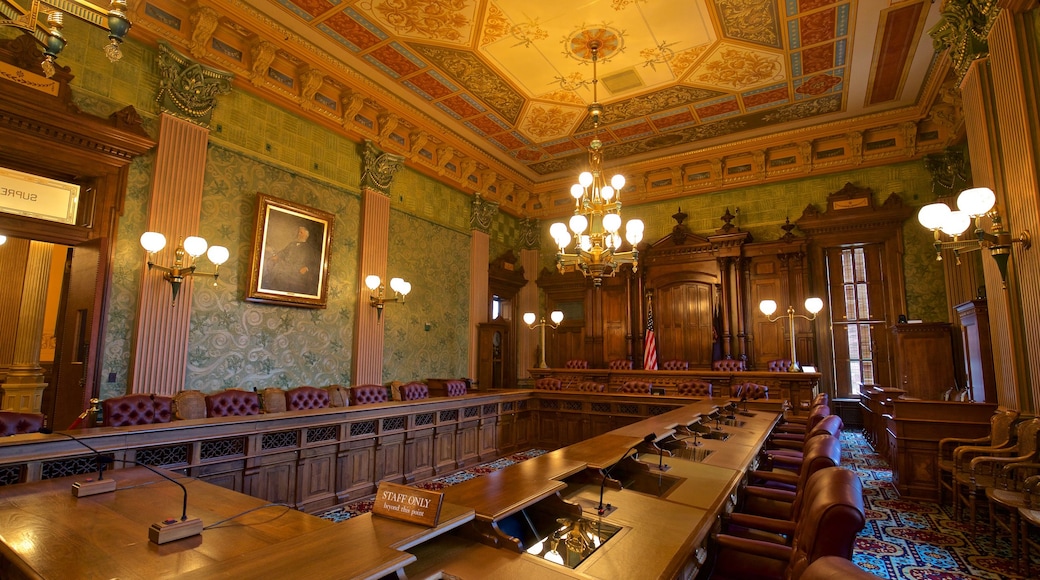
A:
[517,218,540,379]
[469,195,498,382]
[2,241,52,411]
[0,238,28,384]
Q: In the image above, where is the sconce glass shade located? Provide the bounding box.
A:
[206,245,230,265]
[550,310,564,324]
[804,297,824,314]
[759,299,778,316]
[140,231,167,253]
[183,236,208,258]
[389,277,405,293]
[523,312,536,325]
[940,210,971,237]
[0,235,6,245]
[400,281,412,296]
[917,203,951,230]
[365,275,381,290]
[957,187,996,217]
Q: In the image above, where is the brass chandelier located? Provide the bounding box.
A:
[550,40,643,286]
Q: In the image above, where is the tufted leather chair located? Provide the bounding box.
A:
[286,386,331,410]
[768,359,795,373]
[802,556,882,580]
[772,406,832,444]
[767,416,844,469]
[711,467,864,580]
[442,380,468,397]
[205,389,261,418]
[712,358,747,372]
[534,377,564,391]
[618,380,652,395]
[734,382,769,400]
[608,359,633,370]
[399,382,430,401]
[324,385,351,407]
[0,411,45,436]
[574,381,606,393]
[172,390,207,420]
[676,380,712,397]
[350,384,389,405]
[661,360,689,371]
[564,359,589,369]
[260,387,287,413]
[102,394,174,427]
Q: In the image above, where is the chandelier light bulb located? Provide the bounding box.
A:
[627,219,644,234]
[917,203,951,231]
[140,231,167,253]
[550,310,564,324]
[804,297,824,314]
[602,213,621,234]
[940,210,971,237]
[580,235,592,252]
[206,245,230,266]
[570,183,584,199]
[611,174,625,190]
[523,312,536,325]
[601,185,615,201]
[579,172,594,188]
[759,299,778,316]
[957,186,996,217]
[182,236,208,258]
[569,214,588,235]
[365,275,382,290]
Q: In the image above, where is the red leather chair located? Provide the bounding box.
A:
[766,416,844,470]
[574,381,606,393]
[442,380,468,397]
[0,411,45,436]
[102,394,174,427]
[534,377,564,390]
[661,360,689,371]
[771,407,833,448]
[802,556,882,580]
[608,359,633,370]
[618,381,652,394]
[712,467,865,580]
[398,382,430,401]
[734,382,769,400]
[205,389,261,417]
[350,384,388,405]
[564,359,589,369]
[677,381,712,397]
[713,359,746,372]
[768,359,794,373]
[285,386,331,410]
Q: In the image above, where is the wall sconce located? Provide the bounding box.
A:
[140,232,229,306]
[365,275,411,319]
[524,310,564,369]
[759,298,823,372]
[917,187,1031,289]
[0,234,6,245]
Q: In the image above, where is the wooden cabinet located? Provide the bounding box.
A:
[890,323,956,400]
[955,300,995,403]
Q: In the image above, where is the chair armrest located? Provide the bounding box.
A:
[970,452,1032,474]
[750,470,799,487]
[714,534,793,563]
[724,513,796,537]
[769,439,805,451]
[954,443,1012,464]
[1026,474,1040,494]
[940,435,992,457]
[743,485,797,503]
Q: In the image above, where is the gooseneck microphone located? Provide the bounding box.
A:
[113,459,204,545]
[40,428,117,497]
[597,433,656,516]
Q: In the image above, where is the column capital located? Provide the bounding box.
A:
[470,193,499,234]
[157,41,234,127]
[361,140,404,197]
[929,0,1000,80]
[519,217,539,250]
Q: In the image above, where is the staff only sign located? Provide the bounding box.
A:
[372,482,444,526]
[0,166,80,225]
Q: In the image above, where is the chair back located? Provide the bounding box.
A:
[661,360,689,371]
[991,409,1020,446]
[608,359,633,370]
[399,382,430,401]
[802,556,881,580]
[787,467,865,578]
[443,380,468,397]
[324,385,351,407]
[205,389,261,417]
[351,384,389,405]
[1013,417,1040,457]
[534,377,564,391]
[260,387,287,413]
[286,386,331,410]
[810,392,829,408]
[807,415,844,441]
[574,381,606,393]
[713,358,746,372]
[735,382,769,400]
[768,359,794,373]
[564,359,589,369]
[172,390,207,420]
[618,381,652,394]
[676,380,712,397]
[102,394,173,427]
[788,436,844,513]
[0,411,44,436]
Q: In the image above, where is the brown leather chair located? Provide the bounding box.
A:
[324,385,351,407]
[260,387,287,413]
[564,359,589,369]
[801,556,882,579]
[741,435,843,520]
[534,377,564,390]
[766,416,844,470]
[286,386,331,410]
[712,467,865,580]
[0,411,45,436]
[102,394,174,427]
[442,379,468,397]
[661,360,689,371]
[768,359,795,373]
[398,382,429,401]
[574,381,606,393]
[172,390,207,420]
[713,358,746,372]
[771,406,832,446]
[618,380,652,394]
[676,380,712,397]
[734,382,769,400]
[608,359,633,370]
[778,393,830,432]
[350,384,389,405]
[205,389,261,417]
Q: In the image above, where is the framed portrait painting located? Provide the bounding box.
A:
[247,194,334,308]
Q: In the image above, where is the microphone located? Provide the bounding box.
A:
[114,459,204,545]
[597,433,656,516]
[41,428,117,497]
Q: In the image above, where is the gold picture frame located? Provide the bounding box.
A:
[247,193,334,308]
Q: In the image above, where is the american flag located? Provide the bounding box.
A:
[644,294,658,370]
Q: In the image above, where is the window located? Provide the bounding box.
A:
[826,245,888,397]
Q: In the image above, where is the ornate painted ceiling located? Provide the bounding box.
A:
[124,0,956,216]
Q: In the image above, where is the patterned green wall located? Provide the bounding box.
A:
[538,161,949,323]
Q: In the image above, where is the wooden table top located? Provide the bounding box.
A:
[443,454,587,521]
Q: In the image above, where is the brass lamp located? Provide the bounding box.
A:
[140,232,229,306]
[524,310,563,369]
[365,274,411,319]
[759,297,824,372]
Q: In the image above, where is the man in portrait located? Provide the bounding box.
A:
[262,219,322,296]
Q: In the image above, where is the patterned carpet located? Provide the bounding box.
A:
[316,432,1039,579]
[845,430,1037,579]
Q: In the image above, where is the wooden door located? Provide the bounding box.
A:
[656,282,713,366]
[477,322,511,389]
[826,245,892,396]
